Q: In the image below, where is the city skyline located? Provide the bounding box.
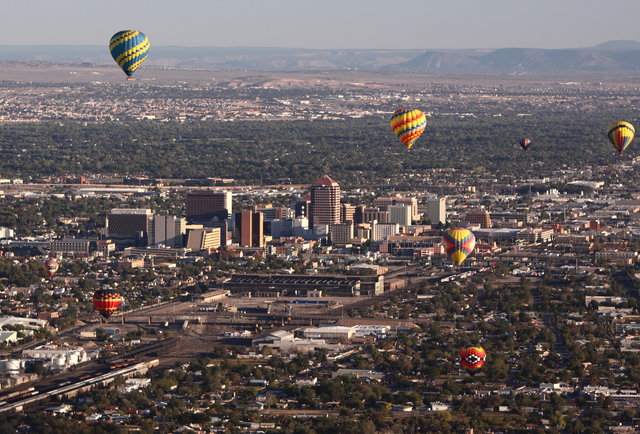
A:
[0,1,639,430]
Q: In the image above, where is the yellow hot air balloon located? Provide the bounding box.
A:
[607,121,635,155]
[390,109,427,150]
[442,228,476,265]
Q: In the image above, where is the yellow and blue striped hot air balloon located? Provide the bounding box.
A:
[607,121,635,155]
[442,228,476,265]
[390,109,427,150]
[109,30,150,80]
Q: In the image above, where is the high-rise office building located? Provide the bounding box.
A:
[294,193,311,219]
[148,215,187,248]
[331,222,354,245]
[106,209,153,248]
[466,210,492,228]
[310,175,340,229]
[235,210,264,247]
[388,205,412,227]
[341,203,356,223]
[427,198,447,225]
[186,190,232,224]
[371,221,400,241]
[353,205,366,224]
[373,195,419,221]
[253,205,290,221]
[354,224,371,240]
[363,207,389,224]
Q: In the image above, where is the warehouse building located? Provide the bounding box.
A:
[223,274,383,297]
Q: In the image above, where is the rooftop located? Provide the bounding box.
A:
[312,175,339,187]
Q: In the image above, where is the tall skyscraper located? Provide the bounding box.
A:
[148,215,187,248]
[310,175,341,229]
[186,190,232,224]
[353,205,366,224]
[235,210,264,247]
[106,209,153,248]
[427,198,447,225]
[388,205,412,226]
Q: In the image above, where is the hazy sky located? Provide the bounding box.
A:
[2,0,638,49]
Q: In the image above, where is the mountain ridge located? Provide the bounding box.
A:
[0,41,638,74]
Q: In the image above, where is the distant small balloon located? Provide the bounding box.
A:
[607,121,635,155]
[390,109,427,150]
[45,259,58,277]
[519,138,531,151]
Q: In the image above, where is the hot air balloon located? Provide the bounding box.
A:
[442,228,476,265]
[459,346,486,373]
[607,121,635,155]
[109,30,150,80]
[92,288,122,320]
[390,109,427,150]
[519,138,531,151]
[45,259,59,278]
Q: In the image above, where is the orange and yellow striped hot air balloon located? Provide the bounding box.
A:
[442,228,476,265]
[390,109,427,150]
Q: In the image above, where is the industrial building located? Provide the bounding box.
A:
[223,274,383,297]
[22,345,88,371]
[302,326,355,340]
[49,238,115,258]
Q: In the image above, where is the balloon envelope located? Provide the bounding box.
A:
[459,346,486,372]
[45,259,58,277]
[93,289,122,319]
[390,109,427,150]
[607,121,635,155]
[519,138,531,151]
[109,30,150,78]
[442,228,476,265]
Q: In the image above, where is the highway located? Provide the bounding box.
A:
[0,359,159,413]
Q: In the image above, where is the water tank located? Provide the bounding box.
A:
[0,359,22,373]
